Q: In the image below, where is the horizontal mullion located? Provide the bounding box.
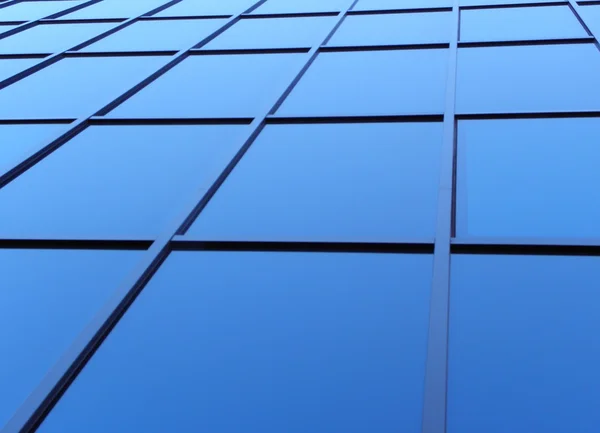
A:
[320,42,450,52]
[347,7,453,15]
[64,50,178,57]
[189,47,310,55]
[458,36,595,48]
[0,239,153,250]
[452,238,600,256]
[241,11,340,18]
[0,118,74,124]
[88,116,254,125]
[457,110,600,119]
[38,18,126,24]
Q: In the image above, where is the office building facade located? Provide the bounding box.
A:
[1,0,599,432]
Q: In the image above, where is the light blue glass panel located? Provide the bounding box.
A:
[188,122,443,242]
[0,124,69,176]
[460,6,588,42]
[82,19,226,52]
[580,4,600,37]
[0,58,40,82]
[0,25,17,34]
[353,0,452,10]
[0,23,117,54]
[457,118,600,238]
[0,125,248,239]
[449,254,600,433]
[109,53,306,118]
[39,250,433,433]
[252,0,350,13]
[63,0,167,19]
[456,44,600,114]
[461,0,560,5]
[277,49,448,116]
[204,16,336,50]
[0,1,83,21]
[155,0,257,16]
[0,56,167,119]
[328,11,451,45]
[0,248,141,430]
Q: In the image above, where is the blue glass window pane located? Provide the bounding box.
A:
[81,19,227,52]
[188,123,443,242]
[277,49,448,116]
[580,4,600,37]
[0,56,167,119]
[449,254,600,433]
[0,23,117,55]
[204,16,336,50]
[64,0,168,19]
[461,0,560,5]
[353,0,453,10]
[0,1,83,21]
[0,248,142,430]
[460,6,587,42]
[0,124,69,176]
[327,11,452,46]
[39,251,433,433]
[109,53,306,118]
[155,0,258,16]
[457,118,600,238]
[252,0,350,14]
[0,58,40,83]
[0,125,248,240]
[456,44,600,114]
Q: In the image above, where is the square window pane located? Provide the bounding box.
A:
[204,16,336,50]
[0,58,41,82]
[353,0,452,10]
[0,124,69,176]
[108,53,306,118]
[460,6,587,42]
[580,4,600,37]
[155,0,257,16]
[63,0,167,19]
[456,44,600,114]
[0,56,167,119]
[0,248,141,430]
[457,118,600,238]
[449,254,600,433]
[38,251,433,433]
[188,122,443,242]
[277,49,448,116]
[0,1,83,21]
[252,0,350,14]
[0,125,248,239]
[461,0,560,5]
[0,23,117,55]
[81,19,227,52]
[328,11,452,46]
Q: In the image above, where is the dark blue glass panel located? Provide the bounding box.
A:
[0,248,141,430]
[188,122,443,242]
[109,53,306,118]
[456,118,600,238]
[63,0,167,19]
[460,6,587,42]
[0,1,83,21]
[0,56,167,119]
[456,44,600,114]
[82,19,227,52]
[0,58,41,83]
[204,16,336,50]
[0,124,69,176]
[353,0,453,10]
[327,11,452,46]
[0,125,248,240]
[277,49,448,116]
[580,4,600,36]
[39,251,433,433]
[252,0,350,14]
[449,254,600,433]
[0,23,117,54]
[156,0,257,16]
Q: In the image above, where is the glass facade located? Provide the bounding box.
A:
[0,0,598,433]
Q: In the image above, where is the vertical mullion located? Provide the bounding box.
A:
[567,0,600,46]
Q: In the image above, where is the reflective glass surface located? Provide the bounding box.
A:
[456,44,600,114]
[39,251,433,433]
[328,11,452,45]
[253,0,350,14]
[0,1,83,21]
[0,124,69,176]
[580,4,600,37]
[0,248,141,430]
[0,56,167,119]
[64,0,167,19]
[449,254,600,433]
[457,118,600,238]
[204,16,336,50]
[82,19,227,52]
[460,6,587,42]
[0,23,117,54]
[155,0,258,16]
[353,0,453,10]
[461,0,561,5]
[0,125,248,239]
[188,123,443,242]
[0,24,17,34]
[0,58,41,83]
[277,49,448,116]
[109,53,306,118]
